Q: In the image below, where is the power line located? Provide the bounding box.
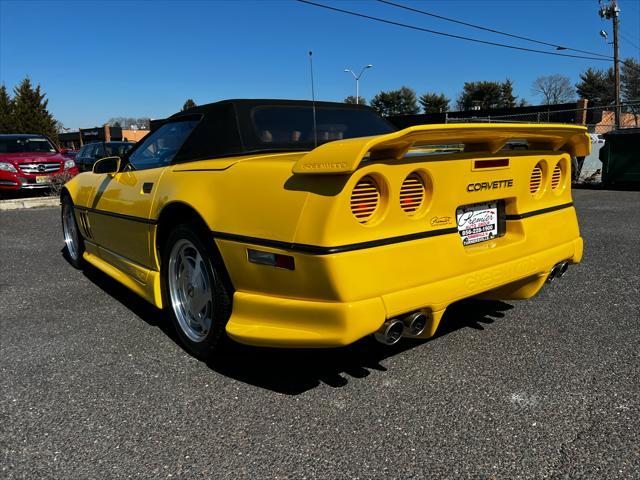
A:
[296,0,613,62]
[619,32,640,51]
[377,0,612,59]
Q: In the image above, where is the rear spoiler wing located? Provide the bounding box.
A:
[292,123,591,175]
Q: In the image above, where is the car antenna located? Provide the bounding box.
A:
[308,51,318,148]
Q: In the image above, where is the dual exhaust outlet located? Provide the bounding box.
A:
[375,260,571,345]
[374,311,428,346]
[547,260,570,283]
[375,261,571,345]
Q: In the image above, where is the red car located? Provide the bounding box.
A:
[0,134,79,192]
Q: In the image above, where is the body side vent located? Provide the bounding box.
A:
[530,163,543,194]
[400,172,426,216]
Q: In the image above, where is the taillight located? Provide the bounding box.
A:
[350,175,380,223]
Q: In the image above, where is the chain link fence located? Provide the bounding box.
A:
[389,101,640,184]
[445,102,640,134]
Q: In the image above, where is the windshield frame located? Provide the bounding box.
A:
[123,119,200,171]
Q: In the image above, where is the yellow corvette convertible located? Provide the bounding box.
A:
[61,99,589,358]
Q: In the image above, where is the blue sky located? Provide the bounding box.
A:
[1,0,638,129]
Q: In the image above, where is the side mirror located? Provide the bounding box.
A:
[93,156,121,175]
[59,148,69,154]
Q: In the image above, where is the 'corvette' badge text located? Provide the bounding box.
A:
[301,162,347,170]
[467,179,513,192]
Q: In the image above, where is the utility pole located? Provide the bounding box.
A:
[599,0,621,129]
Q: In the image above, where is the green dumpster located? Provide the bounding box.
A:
[600,128,640,186]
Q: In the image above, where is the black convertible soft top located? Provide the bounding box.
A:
[158,99,397,163]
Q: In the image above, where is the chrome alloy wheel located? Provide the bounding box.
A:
[62,203,80,261]
[168,239,213,343]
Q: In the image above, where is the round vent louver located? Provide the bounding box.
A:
[350,176,380,223]
[530,163,543,194]
[400,172,426,215]
[551,163,562,189]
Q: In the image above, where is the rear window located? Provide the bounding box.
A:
[250,105,395,150]
[0,137,56,153]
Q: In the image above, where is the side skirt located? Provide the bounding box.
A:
[83,242,164,309]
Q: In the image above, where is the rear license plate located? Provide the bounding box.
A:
[35,176,52,184]
[456,201,500,246]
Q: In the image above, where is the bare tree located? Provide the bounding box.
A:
[532,75,575,105]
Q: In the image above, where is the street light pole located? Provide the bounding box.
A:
[344,64,373,104]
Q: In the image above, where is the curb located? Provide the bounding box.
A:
[0,196,60,211]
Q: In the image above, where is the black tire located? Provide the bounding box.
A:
[161,224,232,360]
[61,194,85,269]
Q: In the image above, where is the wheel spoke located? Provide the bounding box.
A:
[188,310,204,330]
[192,253,203,285]
[192,289,210,316]
[180,249,191,275]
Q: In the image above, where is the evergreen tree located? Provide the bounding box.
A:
[344,95,367,105]
[182,98,197,111]
[621,58,640,123]
[575,67,615,106]
[11,77,58,142]
[0,84,14,133]
[456,79,520,110]
[621,58,640,104]
[418,92,450,113]
[370,86,419,116]
[456,81,503,110]
[499,79,517,108]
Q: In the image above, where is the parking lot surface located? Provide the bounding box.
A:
[1,189,639,479]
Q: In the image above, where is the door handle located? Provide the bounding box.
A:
[142,182,153,194]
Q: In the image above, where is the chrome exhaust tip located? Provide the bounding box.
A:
[547,261,569,283]
[547,264,559,283]
[374,319,404,346]
[557,261,569,278]
[402,312,428,337]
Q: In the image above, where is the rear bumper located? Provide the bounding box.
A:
[219,206,583,347]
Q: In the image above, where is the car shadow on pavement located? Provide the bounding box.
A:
[79,259,513,395]
[208,299,513,395]
[80,261,180,344]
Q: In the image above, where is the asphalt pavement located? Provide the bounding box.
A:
[1,189,639,479]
